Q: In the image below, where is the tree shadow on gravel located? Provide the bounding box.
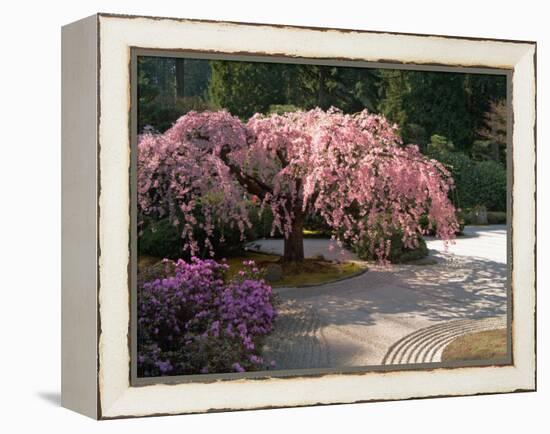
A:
[279,253,507,327]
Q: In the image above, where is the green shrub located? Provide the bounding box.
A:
[248,208,334,240]
[352,230,428,263]
[487,211,507,224]
[428,145,507,212]
[247,206,277,239]
[473,160,507,212]
[138,218,184,259]
[426,134,455,154]
[139,202,286,261]
[139,96,219,133]
[462,209,507,225]
[303,213,333,237]
[138,215,245,260]
[268,104,302,115]
[419,211,465,235]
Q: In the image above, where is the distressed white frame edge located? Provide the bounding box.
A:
[92,14,535,419]
[61,14,99,419]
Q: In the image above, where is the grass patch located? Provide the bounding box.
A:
[138,255,162,269]
[441,328,508,362]
[137,255,173,285]
[226,252,366,287]
[302,229,328,238]
[138,252,367,288]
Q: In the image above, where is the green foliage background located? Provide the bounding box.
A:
[136,55,508,260]
[137,57,506,164]
[426,137,507,212]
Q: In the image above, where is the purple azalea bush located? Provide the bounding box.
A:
[137,257,277,377]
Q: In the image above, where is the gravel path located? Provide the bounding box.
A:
[258,225,508,370]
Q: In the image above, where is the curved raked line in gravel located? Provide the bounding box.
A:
[381,316,507,365]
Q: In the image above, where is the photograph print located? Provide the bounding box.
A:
[133,53,510,380]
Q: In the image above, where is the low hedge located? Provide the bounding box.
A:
[139,202,284,260]
[428,148,507,212]
[462,210,507,225]
[487,211,507,224]
[138,215,246,260]
[352,230,429,264]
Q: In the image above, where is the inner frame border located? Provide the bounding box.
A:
[128,47,514,387]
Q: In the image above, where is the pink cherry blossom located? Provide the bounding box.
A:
[138,108,458,262]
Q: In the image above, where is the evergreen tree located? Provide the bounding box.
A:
[476,99,507,164]
[208,60,287,118]
[377,69,410,137]
[139,55,508,163]
[289,65,379,112]
[208,61,380,118]
[138,57,213,132]
[465,73,507,131]
[181,58,212,97]
[405,71,472,151]
[377,70,506,153]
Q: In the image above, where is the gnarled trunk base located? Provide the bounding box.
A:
[283,215,304,262]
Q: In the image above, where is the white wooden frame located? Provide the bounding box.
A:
[61,13,536,419]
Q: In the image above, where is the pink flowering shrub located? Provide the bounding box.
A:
[137,257,277,377]
[138,108,458,262]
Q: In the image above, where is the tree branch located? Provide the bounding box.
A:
[219,145,273,199]
[276,149,289,167]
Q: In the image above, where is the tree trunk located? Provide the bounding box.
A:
[318,67,327,109]
[492,141,500,163]
[283,213,305,262]
[175,58,185,99]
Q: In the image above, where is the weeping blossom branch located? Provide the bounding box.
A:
[138,108,459,260]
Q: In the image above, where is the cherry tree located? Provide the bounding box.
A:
[138,108,458,262]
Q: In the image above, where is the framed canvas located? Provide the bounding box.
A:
[61,13,536,419]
